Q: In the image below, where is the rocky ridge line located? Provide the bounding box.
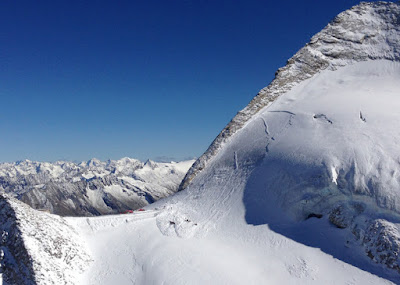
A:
[0,193,91,285]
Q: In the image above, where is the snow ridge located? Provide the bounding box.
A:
[180,1,400,190]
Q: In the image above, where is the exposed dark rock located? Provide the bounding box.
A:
[0,195,36,285]
[362,219,400,273]
[329,202,365,229]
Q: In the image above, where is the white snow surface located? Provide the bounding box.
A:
[67,59,400,284]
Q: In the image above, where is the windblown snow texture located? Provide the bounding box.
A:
[0,194,91,285]
[0,158,194,216]
[0,195,35,285]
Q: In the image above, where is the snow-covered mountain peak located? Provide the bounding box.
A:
[0,158,195,216]
[144,159,158,169]
[164,1,400,279]
[85,158,103,168]
[180,1,400,190]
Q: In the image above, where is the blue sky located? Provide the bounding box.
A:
[0,0,387,162]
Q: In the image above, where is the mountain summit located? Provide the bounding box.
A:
[180,1,400,190]
[172,0,400,280]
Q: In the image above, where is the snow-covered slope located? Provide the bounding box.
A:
[180,1,400,190]
[0,193,91,285]
[65,2,400,284]
[0,158,194,216]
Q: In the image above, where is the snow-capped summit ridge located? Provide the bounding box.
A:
[180,1,400,190]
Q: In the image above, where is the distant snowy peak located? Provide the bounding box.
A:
[0,157,180,181]
[180,1,400,190]
[0,158,195,216]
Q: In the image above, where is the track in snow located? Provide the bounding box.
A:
[68,210,160,233]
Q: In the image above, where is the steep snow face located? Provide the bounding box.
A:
[0,158,194,216]
[179,59,400,275]
[235,60,400,219]
[0,194,91,285]
[180,1,400,190]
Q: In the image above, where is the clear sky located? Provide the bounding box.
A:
[0,0,389,162]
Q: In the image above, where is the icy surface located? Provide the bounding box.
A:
[0,158,194,216]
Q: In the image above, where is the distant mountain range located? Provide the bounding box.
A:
[0,158,194,216]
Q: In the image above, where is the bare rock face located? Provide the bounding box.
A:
[0,193,91,285]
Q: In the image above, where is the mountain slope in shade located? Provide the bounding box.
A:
[0,193,91,285]
[0,158,194,216]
